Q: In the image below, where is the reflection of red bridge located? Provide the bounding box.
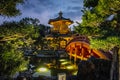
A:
[65,36,111,61]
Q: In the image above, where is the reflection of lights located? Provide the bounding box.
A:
[21,67,27,71]
[59,59,67,62]
[46,63,55,68]
[33,68,51,77]
[61,62,69,65]
[38,67,48,72]
[66,65,74,70]
[73,71,78,75]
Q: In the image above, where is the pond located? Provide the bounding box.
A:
[31,57,78,78]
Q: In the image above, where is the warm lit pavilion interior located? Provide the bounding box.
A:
[48,11,73,34]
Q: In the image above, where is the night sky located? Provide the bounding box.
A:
[0,0,83,26]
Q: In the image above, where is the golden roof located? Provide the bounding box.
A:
[48,11,73,24]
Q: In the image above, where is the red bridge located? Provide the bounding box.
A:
[65,36,111,61]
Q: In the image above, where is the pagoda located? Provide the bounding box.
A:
[43,11,74,50]
[43,12,111,61]
[48,11,73,34]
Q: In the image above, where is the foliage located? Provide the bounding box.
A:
[0,0,24,16]
[74,23,100,36]
[20,17,40,26]
[75,0,120,33]
[74,0,120,50]
[90,36,120,50]
[0,18,40,39]
[0,42,28,75]
[84,0,99,8]
[81,9,104,27]
[98,20,118,37]
[33,24,51,50]
[0,17,41,76]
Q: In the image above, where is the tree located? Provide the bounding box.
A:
[79,0,120,28]
[74,23,100,36]
[0,42,28,76]
[84,0,99,8]
[34,24,51,50]
[0,0,24,16]
[90,36,120,50]
[0,18,41,77]
[20,17,40,26]
[74,0,120,50]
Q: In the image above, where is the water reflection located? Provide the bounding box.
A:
[32,58,78,77]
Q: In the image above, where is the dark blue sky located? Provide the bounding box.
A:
[0,0,83,26]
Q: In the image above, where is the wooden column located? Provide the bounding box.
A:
[74,47,77,63]
[81,47,84,60]
[69,45,72,60]
[78,44,82,60]
[89,49,92,57]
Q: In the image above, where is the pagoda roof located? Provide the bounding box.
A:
[48,11,73,24]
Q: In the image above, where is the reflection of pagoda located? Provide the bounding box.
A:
[48,11,73,34]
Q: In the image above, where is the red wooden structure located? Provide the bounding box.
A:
[65,36,110,61]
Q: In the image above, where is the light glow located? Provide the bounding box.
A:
[21,67,27,71]
[66,65,74,70]
[73,71,77,75]
[59,59,67,62]
[38,67,48,72]
[61,62,69,65]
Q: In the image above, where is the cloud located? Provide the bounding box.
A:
[67,6,82,11]
[71,0,83,4]
[63,11,83,20]
[0,0,84,26]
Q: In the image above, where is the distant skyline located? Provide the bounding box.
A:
[0,0,84,26]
